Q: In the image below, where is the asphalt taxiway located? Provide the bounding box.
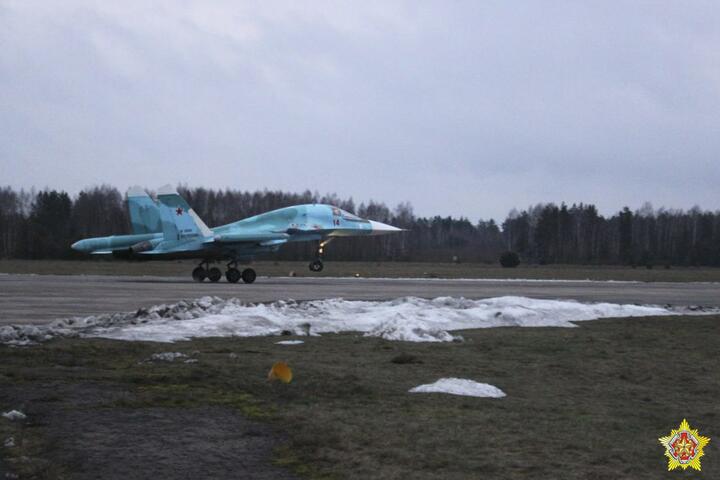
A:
[1,274,719,325]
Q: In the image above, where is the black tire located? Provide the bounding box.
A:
[192,266,207,282]
[309,260,324,272]
[207,267,222,283]
[241,268,257,284]
[226,268,241,283]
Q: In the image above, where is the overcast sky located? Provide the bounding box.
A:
[1,1,718,221]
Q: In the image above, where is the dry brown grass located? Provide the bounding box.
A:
[1,315,718,478]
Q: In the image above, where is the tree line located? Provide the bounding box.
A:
[502,202,720,266]
[0,185,718,265]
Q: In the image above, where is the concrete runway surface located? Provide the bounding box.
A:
[1,274,719,325]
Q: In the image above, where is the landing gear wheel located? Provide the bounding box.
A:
[226,268,241,283]
[241,268,257,284]
[309,260,324,272]
[207,267,222,283]
[192,266,207,282]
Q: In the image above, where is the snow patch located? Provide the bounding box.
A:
[88,296,676,343]
[275,340,305,345]
[148,352,187,362]
[2,410,26,421]
[329,276,643,284]
[409,378,506,398]
[0,297,226,345]
[366,320,462,342]
[4,437,15,448]
[0,295,703,345]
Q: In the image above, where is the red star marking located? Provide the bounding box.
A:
[176,207,183,216]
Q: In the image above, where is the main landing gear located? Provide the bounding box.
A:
[192,261,256,284]
[192,262,220,282]
[224,260,256,284]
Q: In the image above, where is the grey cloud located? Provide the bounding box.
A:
[1,1,718,221]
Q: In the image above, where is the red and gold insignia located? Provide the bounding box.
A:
[659,419,710,471]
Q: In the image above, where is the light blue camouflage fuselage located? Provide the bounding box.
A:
[72,186,401,270]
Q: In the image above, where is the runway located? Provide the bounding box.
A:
[1,274,719,325]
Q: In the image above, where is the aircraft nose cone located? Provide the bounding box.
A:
[368,220,403,235]
[71,240,85,251]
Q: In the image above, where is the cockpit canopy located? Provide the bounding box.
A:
[331,206,366,222]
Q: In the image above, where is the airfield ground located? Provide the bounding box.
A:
[1,315,718,479]
[2,259,720,283]
[2,274,720,325]
[0,264,719,478]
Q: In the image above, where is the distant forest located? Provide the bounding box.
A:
[0,185,719,266]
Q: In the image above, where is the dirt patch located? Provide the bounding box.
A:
[46,407,295,480]
[0,383,296,479]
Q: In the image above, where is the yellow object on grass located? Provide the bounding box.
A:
[268,361,293,383]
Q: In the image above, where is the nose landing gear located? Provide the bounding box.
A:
[309,259,324,272]
[308,240,331,272]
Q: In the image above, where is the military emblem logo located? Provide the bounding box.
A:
[659,419,710,471]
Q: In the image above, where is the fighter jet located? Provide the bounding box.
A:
[71,185,403,283]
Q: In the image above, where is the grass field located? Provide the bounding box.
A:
[1,315,718,479]
[1,259,720,282]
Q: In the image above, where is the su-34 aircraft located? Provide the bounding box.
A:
[71,185,403,283]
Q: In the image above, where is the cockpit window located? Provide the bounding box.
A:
[340,210,364,222]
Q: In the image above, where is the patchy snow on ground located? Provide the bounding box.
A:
[275,340,305,345]
[0,295,701,345]
[4,436,15,448]
[2,410,26,421]
[409,378,506,398]
[331,276,643,284]
[367,319,463,343]
[148,352,188,362]
[88,296,676,343]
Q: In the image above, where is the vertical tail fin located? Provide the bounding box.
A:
[127,186,162,234]
[156,185,213,241]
